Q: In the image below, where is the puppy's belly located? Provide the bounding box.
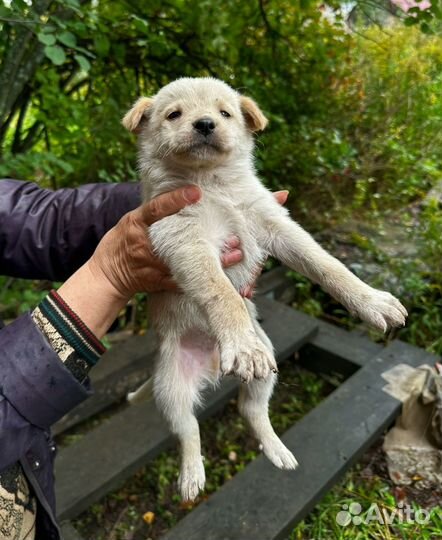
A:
[179,328,219,383]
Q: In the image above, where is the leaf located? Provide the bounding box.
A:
[74,54,91,72]
[12,0,28,10]
[94,34,110,56]
[403,16,418,26]
[0,6,11,17]
[420,22,433,34]
[55,0,82,12]
[131,14,149,33]
[73,45,95,58]
[70,21,87,35]
[44,45,66,65]
[38,32,56,46]
[57,31,77,48]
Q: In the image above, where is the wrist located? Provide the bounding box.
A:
[86,256,131,304]
[57,261,130,339]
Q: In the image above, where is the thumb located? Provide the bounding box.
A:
[135,185,202,226]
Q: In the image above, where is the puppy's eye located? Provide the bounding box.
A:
[167,111,181,120]
[220,110,231,118]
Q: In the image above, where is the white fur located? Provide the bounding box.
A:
[125,77,407,500]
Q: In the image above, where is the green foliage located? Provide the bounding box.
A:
[0,0,353,190]
[394,202,442,354]
[0,277,51,319]
[1,1,441,355]
[2,3,441,214]
[342,27,442,210]
[1,3,441,537]
[402,0,442,35]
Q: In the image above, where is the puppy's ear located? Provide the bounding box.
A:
[122,97,154,134]
[240,96,268,132]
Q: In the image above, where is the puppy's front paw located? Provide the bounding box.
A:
[178,457,205,502]
[351,287,407,332]
[220,331,277,383]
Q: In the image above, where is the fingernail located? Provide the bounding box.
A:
[183,186,201,203]
[227,249,243,264]
[226,235,240,248]
[280,190,289,203]
[245,288,255,299]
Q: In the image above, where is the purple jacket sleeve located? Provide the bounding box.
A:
[0,179,141,281]
[0,313,92,469]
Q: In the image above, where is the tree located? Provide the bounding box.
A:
[0,0,351,189]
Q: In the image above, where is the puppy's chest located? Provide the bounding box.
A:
[199,200,266,288]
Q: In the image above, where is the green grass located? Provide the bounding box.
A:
[291,464,442,539]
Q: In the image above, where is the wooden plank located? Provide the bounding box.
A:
[60,522,85,540]
[313,321,384,367]
[55,296,318,520]
[257,267,384,376]
[256,266,292,299]
[54,317,379,436]
[53,330,158,435]
[299,320,383,378]
[161,340,436,540]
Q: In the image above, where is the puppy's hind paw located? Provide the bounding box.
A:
[260,437,299,470]
[178,457,206,502]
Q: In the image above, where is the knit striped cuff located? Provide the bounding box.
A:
[38,290,106,366]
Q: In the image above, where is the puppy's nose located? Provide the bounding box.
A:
[193,117,215,136]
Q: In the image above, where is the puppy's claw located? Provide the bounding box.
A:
[220,331,276,382]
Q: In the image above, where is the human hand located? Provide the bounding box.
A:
[86,186,248,301]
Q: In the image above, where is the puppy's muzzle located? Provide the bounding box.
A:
[193,117,216,137]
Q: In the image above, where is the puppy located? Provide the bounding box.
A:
[123,77,407,501]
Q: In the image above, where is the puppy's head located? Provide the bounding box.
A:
[122,77,267,167]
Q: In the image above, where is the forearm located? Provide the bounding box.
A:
[56,261,129,339]
[0,179,140,280]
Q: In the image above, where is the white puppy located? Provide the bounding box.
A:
[124,77,407,501]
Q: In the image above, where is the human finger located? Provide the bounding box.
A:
[135,185,201,226]
[274,190,289,205]
[221,249,243,268]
